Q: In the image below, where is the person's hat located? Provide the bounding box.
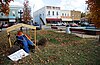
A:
[17,31,23,36]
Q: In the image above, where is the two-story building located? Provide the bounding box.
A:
[71,10,81,23]
[60,10,72,23]
[33,6,61,25]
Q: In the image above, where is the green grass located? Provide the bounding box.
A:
[0,30,100,65]
[36,30,82,45]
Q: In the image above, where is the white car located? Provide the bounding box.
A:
[3,24,9,28]
[51,22,61,26]
[62,22,67,26]
[51,22,66,26]
[70,23,78,27]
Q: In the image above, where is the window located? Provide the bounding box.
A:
[48,11,50,15]
[56,12,58,16]
[39,14,41,17]
[67,14,69,16]
[13,14,15,16]
[3,0,6,2]
[47,6,51,9]
[12,11,15,16]
[56,7,60,10]
[1,13,3,16]
[62,13,64,16]
[43,13,44,16]
[52,11,54,16]
[65,13,66,16]
[53,7,55,9]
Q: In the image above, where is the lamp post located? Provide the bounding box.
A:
[18,10,23,23]
[72,10,74,23]
[18,10,23,31]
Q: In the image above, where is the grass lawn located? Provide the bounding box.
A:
[0,30,100,65]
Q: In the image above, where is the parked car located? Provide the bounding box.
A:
[51,22,61,26]
[81,22,89,26]
[62,22,67,26]
[70,23,78,27]
[2,24,9,28]
[51,22,67,26]
[86,25,96,29]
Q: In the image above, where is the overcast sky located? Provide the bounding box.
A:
[10,0,87,16]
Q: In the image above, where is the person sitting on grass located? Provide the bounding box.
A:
[16,31,35,53]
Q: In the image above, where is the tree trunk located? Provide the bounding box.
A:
[99,35,100,42]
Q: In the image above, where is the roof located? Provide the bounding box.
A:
[6,23,36,33]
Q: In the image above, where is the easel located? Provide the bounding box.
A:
[6,23,41,52]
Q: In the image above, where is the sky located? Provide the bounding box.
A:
[10,0,87,16]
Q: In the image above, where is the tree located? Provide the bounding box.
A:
[81,12,86,18]
[86,0,100,42]
[86,0,100,28]
[22,0,31,24]
[0,0,13,16]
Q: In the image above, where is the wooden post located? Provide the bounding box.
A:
[34,29,36,45]
[34,29,41,52]
[99,35,100,42]
[8,32,12,47]
[29,29,32,38]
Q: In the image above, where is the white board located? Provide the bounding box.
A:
[8,49,29,61]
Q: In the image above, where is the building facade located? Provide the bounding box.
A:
[71,10,81,23]
[0,2,23,25]
[33,6,46,25]
[33,6,81,25]
[60,10,72,22]
[33,6,61,25]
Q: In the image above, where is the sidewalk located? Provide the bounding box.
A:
[55,30,99,38]
[72,33,99,38]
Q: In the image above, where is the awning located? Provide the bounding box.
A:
[8,16,16,19]
[0,18,9,21]
[46,18,61,22]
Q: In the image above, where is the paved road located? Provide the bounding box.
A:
[0,25,99,39]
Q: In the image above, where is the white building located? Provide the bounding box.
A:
[60,10,72,22]
[33,6,61,25]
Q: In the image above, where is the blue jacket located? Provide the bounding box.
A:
[17,35,34,53]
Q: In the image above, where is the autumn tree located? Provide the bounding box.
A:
[86,0,100,42]
[81,12,86,18]
[0,0,13,16]
[22,0,31,24]
[86,0,100,28]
